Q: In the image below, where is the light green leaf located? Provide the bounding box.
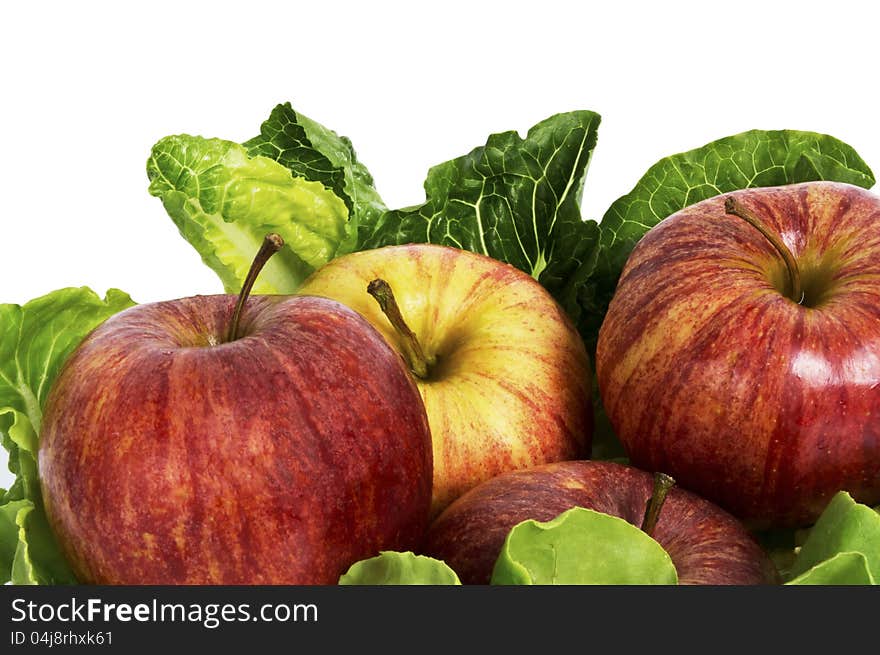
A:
[357,111,602,329]
[244,102,386,254]
[339,551,461,585]
[579,130,875,353]
[0,498,30,583]
[491,507,678,585]
[1,286,134,584]
[1,410,77,584]
[1,410,39,505]
[6,496,78,585]
[787,491,880,584]
[0,287,134,430]
[787,552,874,585]
[146,135,350,294]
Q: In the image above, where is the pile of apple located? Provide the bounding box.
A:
[37,181,880,584]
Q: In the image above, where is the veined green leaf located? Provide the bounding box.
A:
[0,286,134,584]
[491,507,678,585]
[0,287,134,423]
[147,135,349,294]
[578,130,875,351]
[339,551,461,585]
[244,102,386,253]
[357,111,602,327]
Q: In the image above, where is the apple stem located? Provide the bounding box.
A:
[226,233,284,343]
[640,472,676,538]
[367,279,432,379]
[724,196,804,304]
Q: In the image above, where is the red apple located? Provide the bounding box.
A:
[38,239,432,584]
[423,460,778,584]
[297,244,592,516]
[596,181,880,528]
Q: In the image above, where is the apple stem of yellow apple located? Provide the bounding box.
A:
[226,233,285,343]
[724,197,804,304]
[367,279,432,379]
[640,472,676,538]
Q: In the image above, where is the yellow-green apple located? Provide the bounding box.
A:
[596,181,880,529]
[423,460,778,584]
[297,244,592,515]
[38,235,432,584]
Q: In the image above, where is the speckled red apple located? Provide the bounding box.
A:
[39,291,432,584]
[596,182,880,528]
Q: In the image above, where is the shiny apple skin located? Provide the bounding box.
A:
[297,244,592,515]
[39,295,432,584]
[423,460,777,584]
[596,182,880,529]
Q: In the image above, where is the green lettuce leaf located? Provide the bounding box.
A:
[339,551,461,585]
[0,287,135,584]
[785,491,880,585]
[357,111,602,327]
[578,130,876,350]
[490,507,678,585]
[787,552,874,585]
[146,135,350,294]
[244,102,386,253]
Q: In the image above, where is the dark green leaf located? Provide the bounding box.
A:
[244,102,386,253]
[589,380,627,461]
[357,111,602,328]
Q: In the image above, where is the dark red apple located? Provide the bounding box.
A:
[38,238,432,584]
[423,460,778,584]
[596,181,880,528]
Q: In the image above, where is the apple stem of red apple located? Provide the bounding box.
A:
[724,197,804,304]
[226,233,285,343]
[367,279,432,379]
[640,472,676,538]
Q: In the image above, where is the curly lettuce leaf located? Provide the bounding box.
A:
[785,492,880,585]
[244,102,386,253]
[0,287,135,584]
[339,551,461,585]
[578,130,876,350]
[147,136,350,294]
[490,507,678,585]
[357,111,602,327]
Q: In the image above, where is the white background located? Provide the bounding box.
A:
[2,0,879,489]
